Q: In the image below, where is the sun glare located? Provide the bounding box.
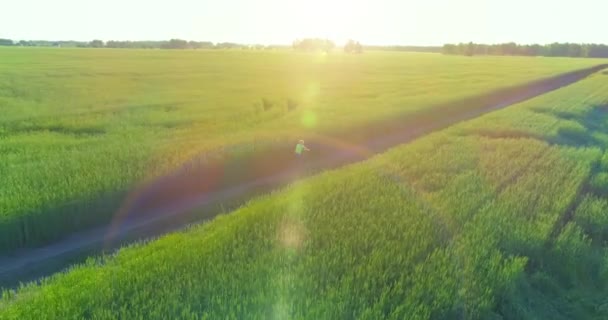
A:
[289,0,367,45]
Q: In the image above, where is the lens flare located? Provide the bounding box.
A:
[301,110,317,128]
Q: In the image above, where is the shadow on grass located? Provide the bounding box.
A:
[489,105,608,319]
[463,104,608,149]
[541,105,608,148]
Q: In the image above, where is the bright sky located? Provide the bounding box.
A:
[1,0,606,45]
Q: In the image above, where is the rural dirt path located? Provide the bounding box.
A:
[1,64,606,288]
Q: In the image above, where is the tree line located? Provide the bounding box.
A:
[0,38,288,50]
[292,38,335,52]
[0,37,435,54]
[442,42,608,58]
[4,38,607,57]
[291,38,365,54]
[364,45,441,53]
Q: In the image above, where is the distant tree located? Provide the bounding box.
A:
[188,41,200,49]
[580,45,590,58]
[344,40,355,53]
[473,43,489,55]
[587,44,608,58]
[368,45,441,53]
[323,39,335,52]
[293,38,335,52]
[354,41,363,53]
[0,39,14,46]
[107,40,213,49]
[567,43,583,57]
[442,44,458,55]
[344,40,363,54]
[464,42,475,56]
[59,41,88,47]
[526,44,544,56]
[89,39,104,48]
[501,42,518,55]
[215,42,242,49]
[106,40,121,48]
[162,39,189,49]
[546,42,567,57]
[441,41,608,58]
[188,41,214,49]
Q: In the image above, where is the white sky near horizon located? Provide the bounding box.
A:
[1,0,606,45]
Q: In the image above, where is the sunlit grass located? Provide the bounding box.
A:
[0,47,604,251]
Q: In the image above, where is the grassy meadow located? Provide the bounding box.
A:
[0,47,604,252]
[2,63,608,319]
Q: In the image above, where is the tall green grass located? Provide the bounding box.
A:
[2,67,608,319]
[0,48,604,252]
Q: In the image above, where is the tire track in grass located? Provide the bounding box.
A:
[542,102,608,250]
[545,155,602,247]
[457,107,603,242]
[426,132,557,236]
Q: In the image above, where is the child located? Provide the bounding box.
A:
[294,139,310,159]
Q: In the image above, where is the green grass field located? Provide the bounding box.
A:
[2,64,608,319]
[1,48,603,252]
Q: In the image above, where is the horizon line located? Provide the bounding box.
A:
[3,38,608,47]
